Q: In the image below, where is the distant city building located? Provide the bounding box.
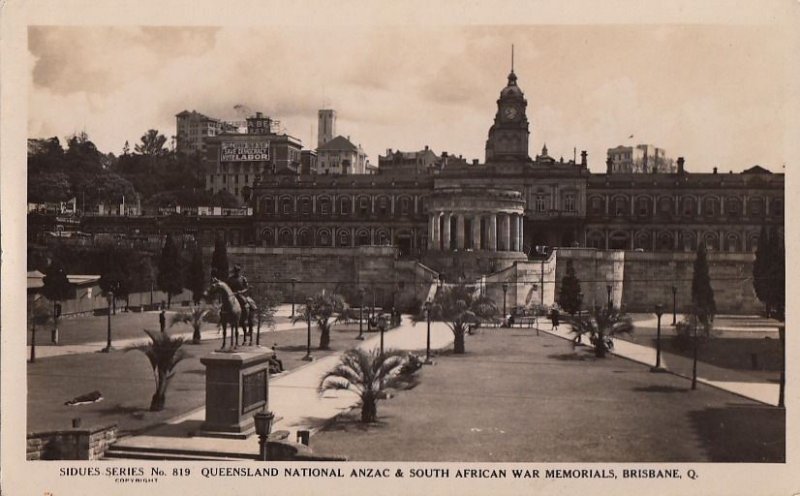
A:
[318,109,336,148]
[175,110,237,155]
[378,146,440,174]
[204,112,304,202]
[300,149,318,175]
[316,135,369,175]
[607,144,674,173]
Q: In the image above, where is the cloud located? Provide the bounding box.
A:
[27,24,791,171]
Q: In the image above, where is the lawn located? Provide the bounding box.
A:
[309,328,785,462]
[27,323,364,435]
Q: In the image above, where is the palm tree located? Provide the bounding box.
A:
[133,329,187,411]
[569,306,633,358]
[319,348,411,423]
[170,306,211,344]
[413,283,498,354]
[292,290,347,350]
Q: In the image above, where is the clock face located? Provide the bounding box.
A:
[504,106,518,120]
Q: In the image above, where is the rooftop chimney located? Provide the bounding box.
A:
[713,166,718,174]
[677,157,685,175]
[580,150,587,167]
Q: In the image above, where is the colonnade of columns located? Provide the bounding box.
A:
[428,211,524,252]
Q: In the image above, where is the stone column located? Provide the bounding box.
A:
[489,214,498,251]
[442,212,452,251]
[456,214,465,250]
[518,216,524,252]
[434,213,441,250]
[510,214,519,251]
[429,214,436,249]
[472,214,482,250]
[501,214,511,251]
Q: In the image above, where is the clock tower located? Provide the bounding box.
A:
[485,67,531,163]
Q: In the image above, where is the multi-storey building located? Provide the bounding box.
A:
[607,144,674,174]
[204,112,304,202]
[175,110,237,155]
[378,146,440,174]
[315,135,369,175]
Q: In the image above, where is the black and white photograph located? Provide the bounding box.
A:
[2,1,798,495]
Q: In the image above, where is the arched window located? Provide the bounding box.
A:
[317,229,332,247]
[399,196,411,215]
[297,229,312,247]
[339,196,351,215]
[280,197,292,214]
[657,231,674,251]
[636,197,650,217]
[682,197,696,217]
[318,197,331,215]
[356,229,371,246]
[748,197,764,217]
[658,197,673,217]
[589,196,604,215]
[703,197,718,217]
[338,229,351,247]
[299,197,312,215]
[261,229,274,247]
[613,196,628,217]
[278,229,293,246]
[376,196,390,216]
[358,196,370,216]
[726,197,741,217]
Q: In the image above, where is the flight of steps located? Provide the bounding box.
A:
[103,444,255,461]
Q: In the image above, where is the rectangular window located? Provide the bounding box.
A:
[535,195,546,213]
[564,193,576,212]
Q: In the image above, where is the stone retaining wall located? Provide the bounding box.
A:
[27,424,118,460]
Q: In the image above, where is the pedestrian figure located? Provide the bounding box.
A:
[550,308,560,330]
[159,309,166,333]
[269,343,284,373]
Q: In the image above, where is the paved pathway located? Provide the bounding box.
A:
[542,323,782,406]
[112,316,454,455]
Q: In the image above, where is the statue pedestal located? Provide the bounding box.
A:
[197,349,271,439]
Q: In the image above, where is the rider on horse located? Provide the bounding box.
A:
[227,264,250,311]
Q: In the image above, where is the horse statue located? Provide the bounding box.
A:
[206,279,258,350]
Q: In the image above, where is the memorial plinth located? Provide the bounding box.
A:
[198,349,271,439]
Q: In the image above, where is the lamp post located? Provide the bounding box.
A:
[651,304,665,372]
[302,297,313,361]
[357,288,365,340]
[30,314,37,363]
[290,278,298,318]
[424,301,433,364]
[379,316,386,356]
[778,325,785,408]
[606,284,612,310]
[102,290,114,352]
[691,320,699,390]
[502,282,509,325]
[671,285,677,326]
[253,409,274,461]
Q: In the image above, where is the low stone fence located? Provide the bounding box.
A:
[27,424,118,460]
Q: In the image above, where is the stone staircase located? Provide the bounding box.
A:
[103,444,255,461]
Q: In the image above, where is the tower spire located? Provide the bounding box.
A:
[511,44,515,73]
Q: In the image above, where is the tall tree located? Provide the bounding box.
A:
[211,235,229,280]
[413,283,498,354]
[691,243,716,333]
[134,129,168,157]
[765,228,785,320]
[558,260,583,316]
[187,247,206,304]
[157,234,184,307]
[99,247,132,313]
[752,225,769,311]
[293,291,347,350]
[40,258,75,343]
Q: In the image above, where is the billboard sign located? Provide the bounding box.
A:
[221,141,270,161]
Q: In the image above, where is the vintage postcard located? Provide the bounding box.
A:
[2,0,799,494]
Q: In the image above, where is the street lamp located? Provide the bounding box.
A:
[253,409,275,461]
[779,325,785,408]
[424,301,433,364]
[357,288,365,340]
[502,282,509,325]
[290,278,299,318]
[691,320,699,390]
[102,290,114,352]
[606,284,612,310]
[671,285,677,326]
[651,304,665,372]
[302,297,313,361]
[378,315,387,356]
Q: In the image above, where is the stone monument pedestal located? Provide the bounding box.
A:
[197,349,271,439]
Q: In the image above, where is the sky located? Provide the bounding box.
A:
[27,23,793,173]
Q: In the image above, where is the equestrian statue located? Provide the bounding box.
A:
[206,264,258,350]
